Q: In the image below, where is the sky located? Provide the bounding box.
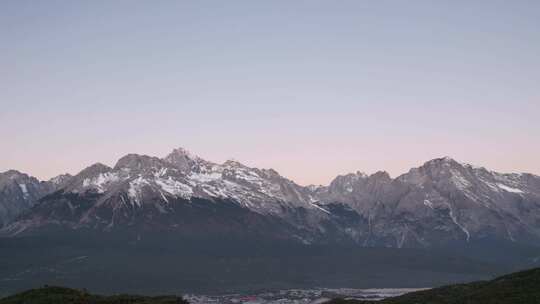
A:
[1,1,539,185]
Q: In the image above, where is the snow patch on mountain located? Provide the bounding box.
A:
[155,177,193,198]
[497,183,524,194]
[82,172,120,193]
[5,151,540,246]
[18,184,29,199]
[423,199,434,209]
[128,177,150,206]
[310,202,331,214]
[189,172,222,183]
[450,169,471,190]
[443,202,470,242]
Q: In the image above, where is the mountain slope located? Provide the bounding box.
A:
[316,157,540,247]
[2,151,540,250]
[1,149,332,242]
[396,157,540,244]
[1,151,540,296]
[0,171,70,227]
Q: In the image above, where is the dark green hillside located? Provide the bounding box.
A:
[2,268,540,304]
[0,286,188,304]
[328,267,540,304]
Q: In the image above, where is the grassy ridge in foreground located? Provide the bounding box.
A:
[0,286,188,304]
[329,267,540,304]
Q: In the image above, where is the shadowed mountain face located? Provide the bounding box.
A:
[316,157,540,247]
[2,150,540,250]
[0,171,71,227]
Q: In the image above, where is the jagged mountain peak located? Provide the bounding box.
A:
[419,156,490,173]
[259,168,281,178]
[163,147,210,172]
[369,171,392,181]
[0,170,40,183]
[22,149,320,218]
[3,150,540,247]
[60,163,116,194]
[167,147,200,160]
[47,173,73,188]
[396,156,540,198]
[440,155,457,162]
[423,156,462,167]
[49,173,72,181]
[398,157,474,186]
[0,170,33,187]
[223,159,246,168]
[1,169,25,177]
[0,170,64,227]
[78,163,112,176]
[330,171,368,184]
[325,169,396,197]
[354,170,369,177]
[114,153,164,171]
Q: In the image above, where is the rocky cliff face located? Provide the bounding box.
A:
[2,151,540,249]
[0,170,70,227]
[1,149,327,241]
[314,157,540,247]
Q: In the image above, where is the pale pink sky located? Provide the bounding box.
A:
[1,1,539,185]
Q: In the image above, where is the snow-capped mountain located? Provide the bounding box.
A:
[315,157,540,247]
[57,148,317,214]
[2,148,329,239]
[394,157,540,245]
[0,170,70,227]
[2,150,540,249]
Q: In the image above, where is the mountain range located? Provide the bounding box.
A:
[2,148,540,249]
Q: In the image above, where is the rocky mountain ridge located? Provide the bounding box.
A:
[1,149,539,248]
[0,170,71,227]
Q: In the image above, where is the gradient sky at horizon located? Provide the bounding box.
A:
[1,1,539,185]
